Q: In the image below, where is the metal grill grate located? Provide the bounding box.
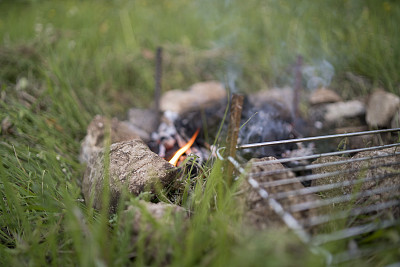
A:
[219,128,400,265]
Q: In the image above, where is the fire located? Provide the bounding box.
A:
[169,128,200,166]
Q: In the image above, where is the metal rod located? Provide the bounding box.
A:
[257,159,400,188]
[271,171,400,200]
[243,162,311,243]
[250,151,400,179]
[311,219,400,245]
[237,128,400,149]
[289,184,400,212]
[251,143,400,166]
[300,199,400,227]
[230,128,400,263]
[332,244,400,264]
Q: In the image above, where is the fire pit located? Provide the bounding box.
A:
[80,72,400,264]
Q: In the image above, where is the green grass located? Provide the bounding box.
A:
[1,0,400,266]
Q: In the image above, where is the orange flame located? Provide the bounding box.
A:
[169,128,200,166]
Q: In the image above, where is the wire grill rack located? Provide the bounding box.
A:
[219,128,400,265]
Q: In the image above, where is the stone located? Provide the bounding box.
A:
[309,87,342,105]
[248,87,294,119]
[349,147,400,215]
[366,90,400,127]
[160,81,226,114]
[324,100,366,122]
[239,157,320,230]
[122,200,187,265]
[311,148,400,218]
[127,108,159,137]
[391,109,400,128]
[334,126,379,149]
[311,156,349,198]
[82,139,178,212]
[79,115,141,163]
[124,200,186,234]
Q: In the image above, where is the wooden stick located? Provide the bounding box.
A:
[154,47,163,129]
[293,55,302,120]
[224,94,244,185]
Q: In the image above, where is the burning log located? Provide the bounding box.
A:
[82,139,178,212]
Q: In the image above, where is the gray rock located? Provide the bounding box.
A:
[127,108,159,138]
[349,147,400,214]
[334,126,379,149]
[122,200,187,265]
[312,147,400,218]
[79,115,141,163]
[160,81,226,114]
[248,87,294,119]
[391,109,400,128]
[309,87,342,105]
[366,90,400,127]
[324,100,366,122]
[311,155,349,198]
[124,200,186,234]
[82,139,178,212]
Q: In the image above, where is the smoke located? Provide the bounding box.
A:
[302,60,334,90]
[226,61,242,93]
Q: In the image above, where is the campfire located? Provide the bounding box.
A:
[79,51,400,265]
[168,128,200,166]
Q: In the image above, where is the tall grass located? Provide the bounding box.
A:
[1,0,399,265]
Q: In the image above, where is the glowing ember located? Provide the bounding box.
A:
[169,128,200,166]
